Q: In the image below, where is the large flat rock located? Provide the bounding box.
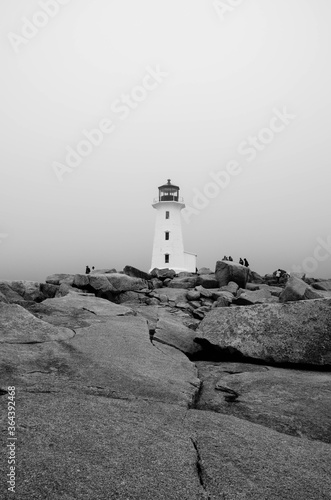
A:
[0,394,204,500]
[0,303,74,343]
[195,361,331,443]
[42,294,134,317]
[186,410,331,500]
[0,301,199,407]
[67,315,200,405]
[196,298,331,366]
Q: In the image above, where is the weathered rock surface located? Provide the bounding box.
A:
[195,361,331,442]
[186,410,331,500]
[219,280,239,295]
[118,290,142,304]
[42,294,134,317]
[2,280,42,302]
[1,394,204,500]
[233,288,278,305]
[123,265,151,281]
[197,267,213,275]
[39,282,59,299]
[0,282,25,304]
[257,283,283,297]
[248,270,264,283]
[45,273,75,286]
[312,279,331,291]
[215,260,249,289]
[196,274,219,288]
[1,286,331,500]
[55,283,82,297]
[195,285,213,299]
[213,296,232,308]
[168,277,198,289]
[211,290,234,302]
[187,290,201,301]
[102,272,147,292]
[280,276,323,302]
[150,268,176,280]
[245,283,260,291]
[155,287,189,304]
[197,299,331,366]
[0,302,75,343]
[73,272,146,295]
[90,268,117,274]
[153,309,203,356]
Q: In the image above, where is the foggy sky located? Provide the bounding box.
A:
[1,0,331,282]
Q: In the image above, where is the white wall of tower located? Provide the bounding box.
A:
[150,201,188,272]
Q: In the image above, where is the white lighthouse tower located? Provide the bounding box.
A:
[150,179,197,273]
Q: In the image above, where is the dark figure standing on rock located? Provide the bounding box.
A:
[85,266,91,274]
[244,258,249,267]
[228,256,233,261]
[239,258,244,265]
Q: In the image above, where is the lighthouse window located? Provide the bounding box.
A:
[165,211,170,219]
[165,232,169,240]
[165,254,169,264]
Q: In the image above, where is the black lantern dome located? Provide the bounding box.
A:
[158,179,180,202]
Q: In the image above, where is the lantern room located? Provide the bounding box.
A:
[158,179,180,202]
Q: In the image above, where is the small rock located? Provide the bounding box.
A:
[186,290,201,301]
[123,265,151,281]
[195,285,213,299]
[197,267,213,275]
[280,276,323,302]
[219,281,239,295]
[196,274,219,289]
[150,268,176,280]
[215,261,249,289]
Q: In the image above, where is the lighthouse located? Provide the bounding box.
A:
[150,179,197,273]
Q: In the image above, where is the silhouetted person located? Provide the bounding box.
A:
[244,258,249,267]
[239,258,244,265]
[222,256,228,261]
[85,266,91,274]
[275,269,281,283]
[228,256,233,261]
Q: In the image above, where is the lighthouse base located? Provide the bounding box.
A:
[149,252,197,274]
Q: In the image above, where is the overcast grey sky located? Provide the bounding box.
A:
[1,0,331,281]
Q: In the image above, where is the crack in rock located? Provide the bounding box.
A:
[82,307,97,315]
[215,384,240,402]
[190,437,210,499]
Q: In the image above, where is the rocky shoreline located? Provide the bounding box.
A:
[1,261,331,499]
